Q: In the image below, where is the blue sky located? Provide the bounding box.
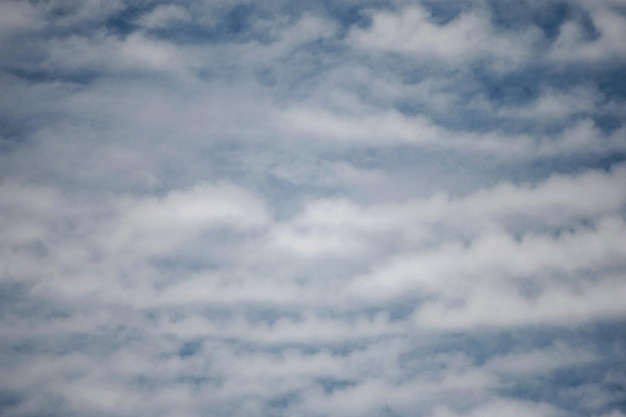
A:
[1,0,626,416]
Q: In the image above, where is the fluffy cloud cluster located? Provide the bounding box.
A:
[1,1,625,416]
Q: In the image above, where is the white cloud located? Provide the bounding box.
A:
[415,275,626,329]
[42,32,187,74]
[276,104,625,157]
[549,5,626,62]
[430,399,563,417]
[137,5,191,30]
[348,5,540,65]
[98,182,270,262]
[484,342,597,376]
[493,87,601,121]
[35,0,125,28]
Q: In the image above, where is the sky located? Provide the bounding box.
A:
[1,0,626,416]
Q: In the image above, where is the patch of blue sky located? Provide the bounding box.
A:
[488,1,575,35]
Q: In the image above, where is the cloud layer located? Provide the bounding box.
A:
[1,1,625,416]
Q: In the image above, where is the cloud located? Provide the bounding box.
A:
[137,5,191,29]
[548,3,626,62]
[105,183,269,252]
[0,1,43,37]
[348,4,541,66]
[430,399,564,417]
[484,342,597,376]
